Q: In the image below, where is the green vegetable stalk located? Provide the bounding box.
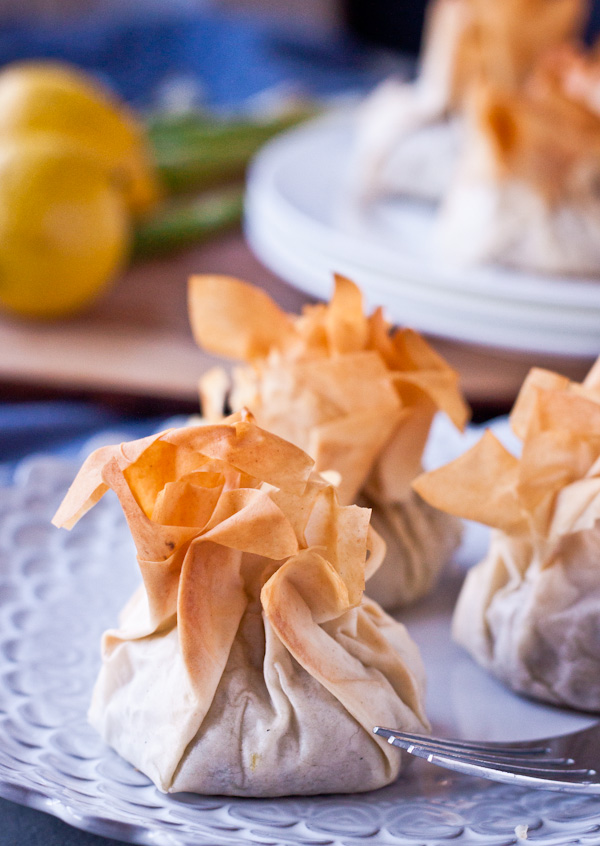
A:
[133,186,244,259]
[131,105,315,257]
[147,107,315,195]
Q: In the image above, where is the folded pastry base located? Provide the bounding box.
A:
[364,490,463,610]
[438,176,600,277]
[360,115,462,204]
[453,529,600,712]
[90,592,427,796]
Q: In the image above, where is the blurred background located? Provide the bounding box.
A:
[0,0,598,455]
[0,1,409,470]
[0,0,598,449]
[0,0,419,435]
[0,0,421,109]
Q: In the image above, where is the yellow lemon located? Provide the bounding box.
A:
[0,61,159,216]
[0,136,130,319]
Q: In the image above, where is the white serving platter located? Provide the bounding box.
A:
[245,112,600,356]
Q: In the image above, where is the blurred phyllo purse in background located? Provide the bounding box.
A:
[350,0,600,277]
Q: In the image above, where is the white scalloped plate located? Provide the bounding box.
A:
[1,451,600,846]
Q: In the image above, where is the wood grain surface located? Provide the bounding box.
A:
[0,233,593,414]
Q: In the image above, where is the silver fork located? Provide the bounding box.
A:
[374,722,600,792]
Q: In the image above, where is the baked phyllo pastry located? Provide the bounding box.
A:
[437,45,600,275]
[414,361,600,711]
[351,0,583,205]
[453,0,585,94]
[52,410,429,796]
[189,274,469,609]
[350,0,467,204]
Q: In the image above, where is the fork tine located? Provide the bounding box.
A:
[375,730,570,766]
[398,742,594,784]
[394,743,589,778]
[401,746,574,769]
[375,728,551,755]
[373,727,600,792]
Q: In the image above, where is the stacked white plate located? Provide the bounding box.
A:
[245,110,600,357]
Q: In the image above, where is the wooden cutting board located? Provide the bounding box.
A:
[0,233,593,413]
